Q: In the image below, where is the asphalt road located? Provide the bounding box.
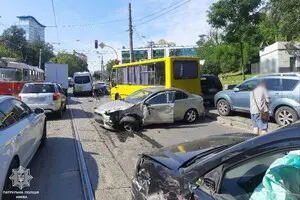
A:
[24,94,248,200]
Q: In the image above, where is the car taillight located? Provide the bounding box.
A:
[53,93,60,100]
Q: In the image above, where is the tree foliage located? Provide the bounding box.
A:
[105,59,115,75]
[51,52,88,77]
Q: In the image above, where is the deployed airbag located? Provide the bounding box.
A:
[250,151,300,200]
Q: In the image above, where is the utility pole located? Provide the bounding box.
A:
[150,41,153,59]
[240,41,245,80]
[39,49,42,68]
[129,2,134,62]
[101,54,104,72]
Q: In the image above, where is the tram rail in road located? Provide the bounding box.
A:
[68,100,95,200]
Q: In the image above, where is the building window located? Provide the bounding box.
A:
[153,49,164,59]
[173,61,198,80]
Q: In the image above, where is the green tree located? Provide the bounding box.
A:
[0,25,27,61]
[51,52,88,77]
[24,42,55,69]
[207,0,263,78]
[268,0,300,40]
[105,59,115,75]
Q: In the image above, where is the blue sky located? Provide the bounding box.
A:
[0,0,215,71]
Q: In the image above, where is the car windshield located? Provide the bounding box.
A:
[21,84,55,93]
[124,90,152,104]
[74,76,90,84]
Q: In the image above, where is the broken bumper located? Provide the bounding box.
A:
[94,112,116,130]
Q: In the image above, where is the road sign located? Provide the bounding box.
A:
[99,42,105,49]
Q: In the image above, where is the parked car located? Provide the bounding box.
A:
[19,82,67,118]
[94,87,205,132]
[214,74,300,126]
[92,81,109,96]
[68,77,74,87]
[200,75,223,104]
[0,96,46,199]
[73,72,93,96]
[131,121,300,200]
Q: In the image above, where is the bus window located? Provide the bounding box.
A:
[173,61,198,80]
[155,62,165,85]
[23,69,29,81]
[116,67,128,84]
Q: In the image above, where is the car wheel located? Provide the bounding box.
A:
[275,106,299,126]
[184,109,198,123]
[115,94,120,100]
[2,158,19,200]
[120,116,139,133]
[217,99,231,116]
[56,107,63,118]
[39,121,47,148]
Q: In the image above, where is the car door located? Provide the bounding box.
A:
[231,79,258,111]
[0,99,34,166]
[171,90,190,120]
[263,78,282,106]
[142,91,174,125]
[11,99,43,151]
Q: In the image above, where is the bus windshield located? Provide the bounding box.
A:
[0,68,22,81]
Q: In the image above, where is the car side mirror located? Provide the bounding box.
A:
[233,87,240,92]
[34,107,44,114]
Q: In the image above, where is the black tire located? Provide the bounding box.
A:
[184,109,198,123]
[217,99,231,116]
[63,102,67,111]
[55,107,63,118]
[39,121,47,148]
[120,116,139,132]
[2,158,19,200]
[73,92,77,97]
[115,94,120,100]
[275,106,299,126]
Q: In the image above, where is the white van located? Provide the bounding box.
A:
[73,72,93,96]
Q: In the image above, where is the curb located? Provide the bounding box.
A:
[206,112,280,132]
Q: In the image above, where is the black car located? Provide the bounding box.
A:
[201,75,222,104]
[131,121,300,200]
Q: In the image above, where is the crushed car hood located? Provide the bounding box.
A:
[95,100,134,113]
[143,133,255,170]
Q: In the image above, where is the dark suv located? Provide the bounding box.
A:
[201,75,223,104]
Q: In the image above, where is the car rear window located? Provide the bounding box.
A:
[201,76,222,89]
[282,79,299,91]
[74,76,90,84]
[22,84,55,93]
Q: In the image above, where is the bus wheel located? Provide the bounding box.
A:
[115,94,120,100]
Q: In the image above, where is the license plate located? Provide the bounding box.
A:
[28,97,45,103]
[77,86,83,91]
[209,88,218,93]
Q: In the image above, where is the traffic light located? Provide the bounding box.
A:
[115,59,120,65]
[95,40,98,49]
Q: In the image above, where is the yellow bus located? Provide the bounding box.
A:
[110,57,201,100]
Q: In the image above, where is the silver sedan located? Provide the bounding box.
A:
[0,96,46,199]
[94,87,205,132]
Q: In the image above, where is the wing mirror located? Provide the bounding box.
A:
[34,107,44,114]
[233,87,240,92]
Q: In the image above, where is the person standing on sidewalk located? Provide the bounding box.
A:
[250,80,270,135]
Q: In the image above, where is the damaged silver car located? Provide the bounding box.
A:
[94,87,205,132]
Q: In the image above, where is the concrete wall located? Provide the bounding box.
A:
[259,42,300,73]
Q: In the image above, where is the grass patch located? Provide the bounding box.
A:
[219,74,256,85]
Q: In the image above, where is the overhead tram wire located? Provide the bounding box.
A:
[135,0,192,27]
[46,0,189,29]
[51,0,60,43]
[134,0,183,22]
[133,26,147,46]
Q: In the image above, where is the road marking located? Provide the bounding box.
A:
[177,145,186,152]
[68,99,95,200]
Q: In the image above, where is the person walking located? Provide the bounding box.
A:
[250,80,270,135]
